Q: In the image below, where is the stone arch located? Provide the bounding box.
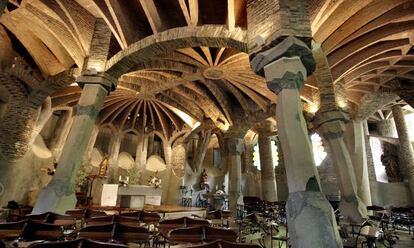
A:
[105,25,247,79]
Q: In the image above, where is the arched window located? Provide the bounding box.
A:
[310,133,327,166]
[252,140,279,170]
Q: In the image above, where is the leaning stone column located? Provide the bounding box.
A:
[108,132,122,183]
[391,104,414,200]
[32,19,114,214]
[224,135,244,214]
[257,128,277,202]
[251,40,342,247]
[313,43,367,222]
[345,120,372,208]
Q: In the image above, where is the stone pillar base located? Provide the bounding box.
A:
[339,197,367,223]
[32,186,77,214]
[287,191,342,248]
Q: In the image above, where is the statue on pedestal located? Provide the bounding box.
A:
[200,169,210,192]
[148,171,162,188]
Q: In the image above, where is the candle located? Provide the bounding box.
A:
[119,175,121,181]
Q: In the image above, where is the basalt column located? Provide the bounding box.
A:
[33,19,114,214]
[224,135,244,214]
[248,0,341,245]
[313,44,367,222]
[257,129,277,202]
[392,104,414,200]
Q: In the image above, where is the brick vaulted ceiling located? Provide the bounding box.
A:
[1,0,414,135]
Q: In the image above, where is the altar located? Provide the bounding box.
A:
[101,184,162,209]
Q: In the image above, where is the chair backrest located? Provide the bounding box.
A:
[81,239,128,248]
[186,240,220,248]
[25,212,49,223]
[204,226,237,243]
[0,220,26,240]
[77,223,115,242]
[86,215,115,226]
[119,211,141,219]
[140,211,161,224]
[207,210,221,220]
[27,239,82,248]
[85,209,107,218]
[65,209,86,219]
[219,240,261,248]
[46,213,76,227]
[159,217,186,237]
[21,220,64,241]
[168,226,204,244]
[113,224,150,243]
[117,215,141,227]
[186,217,210,228]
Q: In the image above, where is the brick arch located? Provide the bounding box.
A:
[0,73,39,160]
[105,25,247,79]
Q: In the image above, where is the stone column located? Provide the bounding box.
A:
[392,104,414,200]
[108,132,122,182]
[345,121,372,208]
[313,43,367,223]
[251,39,342,247]
[32,19,113,214]
[363,121,377,182]
[257,132,277,202]
[224,135,244,214]
[274,137,288,201]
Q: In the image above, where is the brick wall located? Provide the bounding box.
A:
[247,0,312,53]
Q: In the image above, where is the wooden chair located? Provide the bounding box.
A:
[65,209,86,219]
[204,226,237,243]
[0,220,26,240]
[185,240,219,248]
[81,239,128,248]
[21,220,64,241]
[220,239,261,248]
[158,217,186,237]
[84,209,107,218]
[117,215,141,227]
[140,211,161,224]
[186,217,210,228]
[25,213,49,223]
[77,223,115,242]
[119,211,141,219]
[168,226,204,246]
[113,224,152,247]
[86,215,115,226]
[27,239,82,248]
[46,213,76,228]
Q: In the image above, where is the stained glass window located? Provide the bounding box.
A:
[310,133,327,166]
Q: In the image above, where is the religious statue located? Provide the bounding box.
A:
[98,155,109,177]
[148,171,162,188]
[200,169,210,191]
[381,142,402,182]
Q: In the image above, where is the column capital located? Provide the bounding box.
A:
[224,136,244,156]
[314,109,349,128]
[251,36,315,77]
[318,120,346,140]
[76,72,117,92]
